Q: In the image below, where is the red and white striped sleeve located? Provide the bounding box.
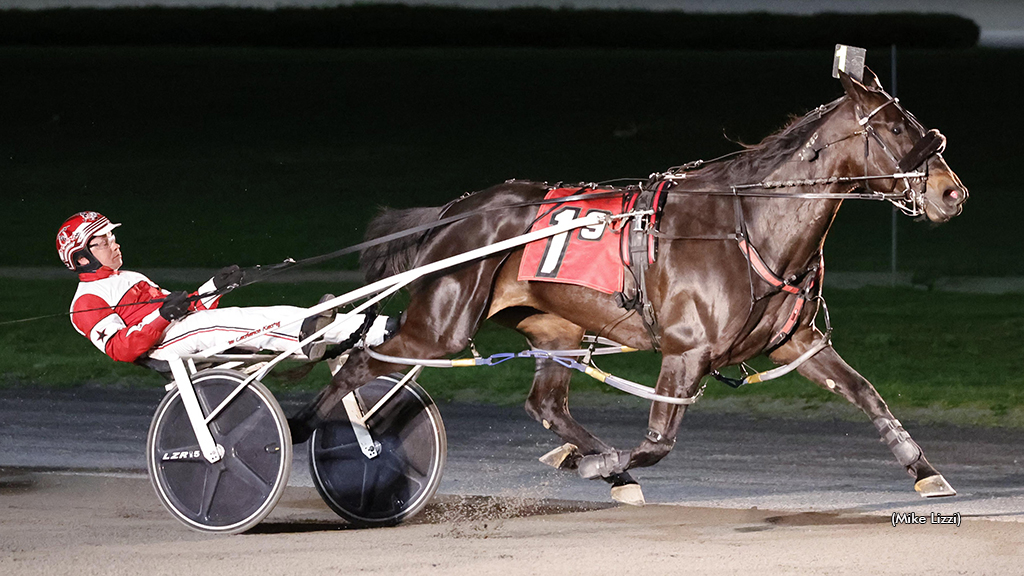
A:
[189,277,222,312]
[71,292,170,363]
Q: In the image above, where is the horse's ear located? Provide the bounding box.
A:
[839,69,864,98]
[839,70,872,105]
[861,66,884,91]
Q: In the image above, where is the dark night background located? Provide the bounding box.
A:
[0,6,1017,278]
[1,4,1022,400]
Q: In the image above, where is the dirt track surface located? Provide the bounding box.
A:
[2,471,1022,576]
[4,387,1024,573]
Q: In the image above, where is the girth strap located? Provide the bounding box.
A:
[615,181,671,351]
[766,266,819,350]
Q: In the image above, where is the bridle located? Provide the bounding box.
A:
[628,89,952,370]
[649,91,948,218]
[854,93,947,217]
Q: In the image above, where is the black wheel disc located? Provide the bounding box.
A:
[309,374,445,527]
[147,369,291,534]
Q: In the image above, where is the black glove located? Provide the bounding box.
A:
[159,291,191,321]
[213,264,244,292]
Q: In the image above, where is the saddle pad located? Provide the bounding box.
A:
[517,187,624,294]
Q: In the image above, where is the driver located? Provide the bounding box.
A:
[57,211,393,366]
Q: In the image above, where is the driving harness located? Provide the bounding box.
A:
[614,181,670,350]
[608,176,824,355]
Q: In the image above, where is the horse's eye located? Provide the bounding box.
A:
[892,125,902,135]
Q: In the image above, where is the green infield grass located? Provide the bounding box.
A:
[2,277,1022,425]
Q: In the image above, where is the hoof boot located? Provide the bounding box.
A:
[288,416,317,445]
[915,474,957,498]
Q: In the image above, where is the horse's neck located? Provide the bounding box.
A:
[744,196,839,276]
[742,147,852,277]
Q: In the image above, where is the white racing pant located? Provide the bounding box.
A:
[148,306,388,361]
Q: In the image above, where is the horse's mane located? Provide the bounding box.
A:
[692,96,846,184]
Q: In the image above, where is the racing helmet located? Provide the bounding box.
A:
[56,211,121,273]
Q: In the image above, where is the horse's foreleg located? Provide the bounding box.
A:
[770,327,956,497]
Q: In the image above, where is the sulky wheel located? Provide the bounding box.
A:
[308,374,446,527]
[147,369,292,534]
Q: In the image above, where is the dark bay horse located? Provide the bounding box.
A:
[293,68,968,504]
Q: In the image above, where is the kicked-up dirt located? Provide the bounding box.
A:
[1,471,1022,576]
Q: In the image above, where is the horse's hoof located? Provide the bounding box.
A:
[287,416,314,445]
[611,483,645,506]
[539,443,580,470]
[578,451,629,480]
[915,474,957,498]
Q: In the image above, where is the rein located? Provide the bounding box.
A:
[227,90,942,301]
[9,93,943,331]
[237,188,630,287]
[0,189,631,327]
[648,93,944,217]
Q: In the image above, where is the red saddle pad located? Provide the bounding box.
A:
[517,187,625,294]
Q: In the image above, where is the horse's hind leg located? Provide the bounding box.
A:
[286,327,449,442]
[575,346,710,481]
[290,267,498,441]
[503,310,643,504]
[770,327,956,498]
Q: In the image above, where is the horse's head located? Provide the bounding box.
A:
[838,68,968,223]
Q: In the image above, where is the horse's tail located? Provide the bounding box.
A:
[359,205,445,283]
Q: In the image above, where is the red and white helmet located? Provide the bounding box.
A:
[56,211,121,272]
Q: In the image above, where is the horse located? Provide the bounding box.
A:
[290,67,968,505]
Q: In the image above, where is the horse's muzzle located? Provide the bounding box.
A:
[925,174,968,222]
